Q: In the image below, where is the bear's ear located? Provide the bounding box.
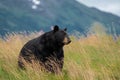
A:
[64,28,67,31]
[53,25,59,32]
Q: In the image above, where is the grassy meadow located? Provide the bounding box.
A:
[0,32,120,80]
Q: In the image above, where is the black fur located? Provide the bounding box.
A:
[18,25,71,73]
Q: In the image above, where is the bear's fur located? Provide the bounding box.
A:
[18,25,71,73]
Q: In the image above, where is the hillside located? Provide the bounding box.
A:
[0,0,120,35]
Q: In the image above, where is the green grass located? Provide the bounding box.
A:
[0,33,120,80]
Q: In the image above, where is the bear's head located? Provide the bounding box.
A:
[53,25,71,46]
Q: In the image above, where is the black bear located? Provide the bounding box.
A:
[18,25,71,73]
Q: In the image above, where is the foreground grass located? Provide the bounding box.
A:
[0,33,120,80]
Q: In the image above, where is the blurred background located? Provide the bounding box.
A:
[0,0,120,36]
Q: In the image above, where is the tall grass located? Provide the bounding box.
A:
[0,32,120,80]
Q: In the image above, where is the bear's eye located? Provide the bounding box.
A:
[63,32,67,35]
[61,31,67,35]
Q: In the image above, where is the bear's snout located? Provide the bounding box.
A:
[66,39,71,45]
[63,37,71,45]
